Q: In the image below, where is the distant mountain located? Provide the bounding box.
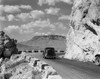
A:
[20,34,66,51]
[17,43,40,51]
[30,34,66,41]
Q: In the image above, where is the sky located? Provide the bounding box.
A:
[0,0,72,42]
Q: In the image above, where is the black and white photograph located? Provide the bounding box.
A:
[0,0,100,79]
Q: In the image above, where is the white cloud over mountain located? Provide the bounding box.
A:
[38,0,73,6]
[4,19,56,33]
[45,7,60,15]
[59,15,71,20]
[0,5,32,13]
[6,10,44,21]
[16,13,31,21]
[34,32,51,35]
[7,14,16,21]
[55,22,66,30]
[4,25,20,33]
[2,5,21,13]
[30,10,44,19]
[20,5,32,10]
[0,16,6,21]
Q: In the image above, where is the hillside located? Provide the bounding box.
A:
[20,34,66,51]
[17,43,41,51]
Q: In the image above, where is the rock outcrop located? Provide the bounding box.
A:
[0,52,62,79]
[0,31,18,59]
[64,0,100,62]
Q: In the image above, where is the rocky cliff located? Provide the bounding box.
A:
[64,0,100,62]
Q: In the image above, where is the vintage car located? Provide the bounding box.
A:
[43,47,56,59]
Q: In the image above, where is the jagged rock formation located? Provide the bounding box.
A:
[64,0,100,62]
[0,52,62,79]
[0,31,18,59]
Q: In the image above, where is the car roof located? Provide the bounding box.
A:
[45,47,55,49]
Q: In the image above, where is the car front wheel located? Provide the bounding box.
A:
[94,57,100,66]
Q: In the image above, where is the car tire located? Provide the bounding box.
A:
[44,56,47,59]
[94,57,100,66]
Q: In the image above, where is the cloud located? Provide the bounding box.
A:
[21,19,55,30]
[32,19,55,29]
[20,19,53,33]
[16,13,31,21]
[4,25,34,34]
[0,5,32,14]
[45,7,60,15]
[0,5,4,15]
[5,10,44,22]
[33,19,50,28]
[20,5,32,10]
[7,14,16,21]
[4,19,55,34]
[55,22,66,30]
[30,10,44,18]
[2,5,21,13]
[61,0,73,4]
[38,0,73,6]
[20,19,55,30]
[16,10,44,21]
[34,32,51,35]
[38,0,59,6]
[20,28,34,34]
[0,16,6,21]
[58,15,71,20]
[4,25,20,33]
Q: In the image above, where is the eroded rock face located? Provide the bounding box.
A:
[0,53,35,79]
[0,52,62,79]
[64,0,100,62]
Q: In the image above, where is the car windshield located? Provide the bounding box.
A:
[46,49,55,56]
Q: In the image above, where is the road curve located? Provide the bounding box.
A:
[28,53,100,79]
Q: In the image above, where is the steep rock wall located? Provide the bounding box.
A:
[64,0,100,62]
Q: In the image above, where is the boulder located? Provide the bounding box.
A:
[64,0,100,62]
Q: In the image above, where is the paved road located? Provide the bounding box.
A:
[28,53,100,79]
